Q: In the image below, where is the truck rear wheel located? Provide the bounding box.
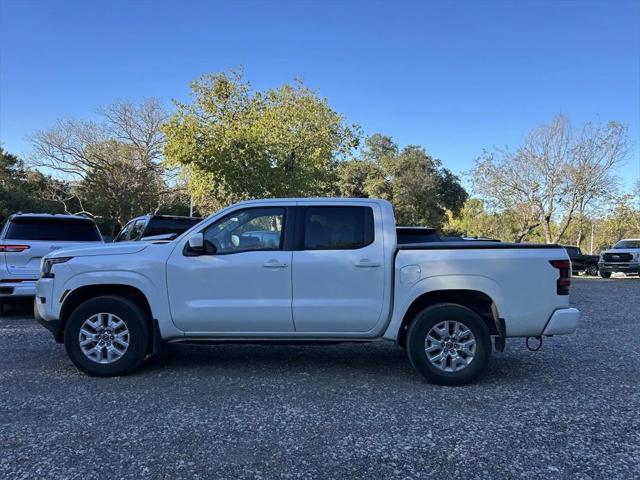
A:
[406,303,491,386]
[585,264,598,276]
[64,295,149,377]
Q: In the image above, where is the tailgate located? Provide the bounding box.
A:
[3,240,90,278]
[1,216,103,278]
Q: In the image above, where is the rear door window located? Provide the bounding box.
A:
[5,217,101,241]
[303,206,374,250]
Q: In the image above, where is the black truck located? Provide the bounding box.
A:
[563,245,599,276]
[114,215,203,242]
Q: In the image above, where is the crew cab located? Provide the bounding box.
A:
[598,238,640,278]
[562,245,599,276]
[34,199,579,385]
[1,213,102,310]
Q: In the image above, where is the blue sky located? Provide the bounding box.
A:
[1,0,639,189]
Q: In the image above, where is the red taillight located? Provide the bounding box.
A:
[0,245,30,253]
[549,260,571,295]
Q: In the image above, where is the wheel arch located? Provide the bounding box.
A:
[396,289,500,348]
[59,284,160,353]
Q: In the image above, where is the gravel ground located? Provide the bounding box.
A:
[1,277,639,479]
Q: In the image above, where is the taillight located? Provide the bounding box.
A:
[549,260,571,295]
[0,245,30,253]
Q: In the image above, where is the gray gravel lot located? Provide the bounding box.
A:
[1,277,639,479]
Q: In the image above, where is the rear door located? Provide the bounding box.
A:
[291,204,386,333]
[1,217,102,278]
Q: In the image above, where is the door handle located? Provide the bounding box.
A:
[355,259,381,268]
[263,260,288,268]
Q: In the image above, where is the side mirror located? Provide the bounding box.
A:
[188,233,204,251]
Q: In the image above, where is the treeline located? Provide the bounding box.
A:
[1,68,638,249]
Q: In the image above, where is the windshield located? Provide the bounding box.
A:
[613,240,640,249]
[5,217,102,241]
[145,217,202,237]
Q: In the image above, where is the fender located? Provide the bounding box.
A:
[383,274,505,340]
[60,270,184,339]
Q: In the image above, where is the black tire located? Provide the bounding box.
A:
[64,295,149,377]
[599,271,611,279]
[585,264,598,277]
[406,303,491,386]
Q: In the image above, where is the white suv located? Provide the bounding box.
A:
[0,213,103,311]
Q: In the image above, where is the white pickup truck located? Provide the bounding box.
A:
[34,198,579,385]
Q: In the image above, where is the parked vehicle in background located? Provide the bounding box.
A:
[0,213,102,311]
[35,198,579,385]
[562,245,599,276]
[113,215,202,242]
[598,239,640,278]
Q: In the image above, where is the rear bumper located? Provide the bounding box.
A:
[0,280,37,297]
[542,308,580,335]
[598,262,639,274]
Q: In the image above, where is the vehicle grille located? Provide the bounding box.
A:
[603,253,633,262]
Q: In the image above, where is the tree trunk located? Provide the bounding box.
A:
[542,215,553,243]
[576,227,583,248]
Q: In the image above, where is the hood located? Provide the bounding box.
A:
[46,242,149,259]
[601,248,640,257]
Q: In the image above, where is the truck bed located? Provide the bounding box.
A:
[398,241,562,250]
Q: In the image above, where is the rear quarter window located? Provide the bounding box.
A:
[5,217,102,241]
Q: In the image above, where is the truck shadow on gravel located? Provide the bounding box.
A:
[133,342,547,386]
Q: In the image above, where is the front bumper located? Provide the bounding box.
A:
[542,308,580,336]
[33,279,64,342]
[598,262,639,274]
[34,298,63,342]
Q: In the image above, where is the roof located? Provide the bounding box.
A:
[233,197,391,207]
[9,212,94,221]
[128,214,202,221]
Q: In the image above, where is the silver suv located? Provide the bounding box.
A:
[0,213,103,310]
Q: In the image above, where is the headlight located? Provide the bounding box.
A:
[41,257,72,278]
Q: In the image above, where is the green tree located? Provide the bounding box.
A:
[335,134,467,228]
[0,147,62,222]
[163,69,360,212]
[443,198,545,242]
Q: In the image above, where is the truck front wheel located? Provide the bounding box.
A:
[406,303,491,386]
[599,271,611,279]
[64,295,149,377]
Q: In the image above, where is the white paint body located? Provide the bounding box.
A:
[35,198,579,341]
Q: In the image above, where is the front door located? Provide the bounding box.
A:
[166,206,294,333]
